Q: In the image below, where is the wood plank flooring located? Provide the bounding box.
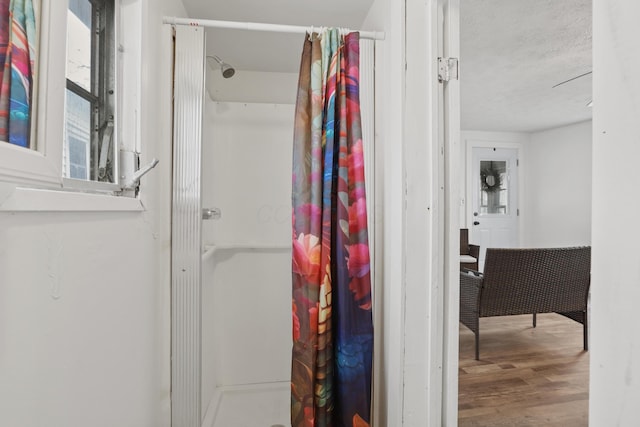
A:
[459,313,589,427]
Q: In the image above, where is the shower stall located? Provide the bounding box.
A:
[170,22,378,427]
[200,100,295,427]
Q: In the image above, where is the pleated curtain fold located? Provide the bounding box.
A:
[291,28,373,427]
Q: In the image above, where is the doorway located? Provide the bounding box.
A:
[468,145,519,269]
[170,23,381,427]
[457,0,592,425]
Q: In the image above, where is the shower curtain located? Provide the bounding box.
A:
[291,29,373,427]
[0,0,37,148]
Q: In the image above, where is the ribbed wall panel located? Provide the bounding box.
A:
[172,26,205,427]
[360,39,375,286]
[360,37,379,427]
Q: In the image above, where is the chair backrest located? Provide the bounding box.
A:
[460,229,470,255]
[480,246,591,317]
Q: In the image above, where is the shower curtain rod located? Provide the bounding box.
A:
[163,16,385,40]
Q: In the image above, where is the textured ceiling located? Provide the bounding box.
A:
[178,0,592,133]
[461,0,592,132]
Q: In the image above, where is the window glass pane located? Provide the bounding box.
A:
[63,0,116,185]
[479,160,508,215]
[64,90,91,180]
[69,0,91,26]
[66,3,92,92]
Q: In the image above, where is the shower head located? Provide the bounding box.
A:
[208,55,236,79]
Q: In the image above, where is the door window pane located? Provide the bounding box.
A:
[479,160,508,215]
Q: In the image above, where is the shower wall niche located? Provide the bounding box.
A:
[201,84,296,426]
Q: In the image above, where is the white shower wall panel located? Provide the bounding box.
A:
[201,253,218,415]
[211,250,292,386]
[201,101,294,422]
[203,102,294,248]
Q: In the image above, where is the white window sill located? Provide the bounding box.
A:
[0,184,144,212]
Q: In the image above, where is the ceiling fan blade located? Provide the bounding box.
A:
[552,71,593,88]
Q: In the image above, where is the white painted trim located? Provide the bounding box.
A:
[0,1,65,188]
[442,0,461,424]
[378,0,407,424]
[403,0,442,424]
[401,1,460,425]
[0,185,143,212]
[171,26,206,427]
[360,37,383,427]
[361,38,376,290]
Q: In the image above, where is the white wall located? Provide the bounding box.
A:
[200,101,293,412]
[362,0,405,425]
[0,0,186,425]
[206,70,298,104]
[524,121,592,247]
[461,124,592,249]
[591,1,640,425]
[202,101,293,248]
[0,212,166,427]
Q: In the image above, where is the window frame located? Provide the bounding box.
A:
[0,0,141,198]
[0,1,65,188]
[64,0,118,184]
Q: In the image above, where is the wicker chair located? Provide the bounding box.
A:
[459,246,591,360]
[460,228,480,271]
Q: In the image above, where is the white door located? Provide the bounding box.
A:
[470,146,519,269]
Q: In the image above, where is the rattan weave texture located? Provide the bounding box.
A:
[460,246,591,360]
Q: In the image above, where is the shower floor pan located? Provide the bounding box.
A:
[203,381,290,427]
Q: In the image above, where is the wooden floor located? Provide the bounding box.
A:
[458,313,589,427]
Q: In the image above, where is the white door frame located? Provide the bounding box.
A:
[442,0,461,424]
[465,139,523,244]
[403,0,460,425]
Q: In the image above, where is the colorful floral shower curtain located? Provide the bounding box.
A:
[0,0,37,148]
[291,28,373,427]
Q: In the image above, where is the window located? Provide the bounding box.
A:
[65,0,116,183]
[0,1,144,197]
[0,0,38,149]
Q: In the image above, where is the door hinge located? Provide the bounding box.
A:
[517,208,520,216]
[438,57,459,83]
[517,158,519,166]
